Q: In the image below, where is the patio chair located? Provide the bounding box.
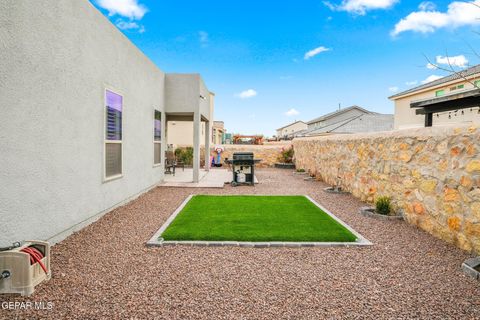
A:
[165,151,185,175]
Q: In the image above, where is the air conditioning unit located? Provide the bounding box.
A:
[0,241,51,296]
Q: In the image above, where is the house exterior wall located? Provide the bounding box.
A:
[276,122,308,137]
[212,122,225,145]
[0,0,167,246]
[393,78,480,130]
[165,74,213,121]
[167,121,208,147]
[307,108,368,130]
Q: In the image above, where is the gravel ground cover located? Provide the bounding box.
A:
[161,195,357,242]
[1,168,479,319]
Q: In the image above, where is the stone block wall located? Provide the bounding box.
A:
[293,125,480,254]
[209,144,292,168]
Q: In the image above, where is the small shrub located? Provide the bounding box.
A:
[375,196,392,215]
[296,168,305,172]
[278,146,294,163]
[174,147,194,165]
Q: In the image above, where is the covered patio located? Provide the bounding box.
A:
[411,88,480,126]
[163,74,214,183]
[162,168,231,188]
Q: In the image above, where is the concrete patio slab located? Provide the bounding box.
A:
[161,168,258,188]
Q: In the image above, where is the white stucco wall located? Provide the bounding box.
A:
[0,0,166,246]
[167,121,207,146]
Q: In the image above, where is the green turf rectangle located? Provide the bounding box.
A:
[161,195,357,242]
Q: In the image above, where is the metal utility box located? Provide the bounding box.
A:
[0,241,51,296]
[229,152,255,186]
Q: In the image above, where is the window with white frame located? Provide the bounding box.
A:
[105,90,123,179]
[154,110,162,165]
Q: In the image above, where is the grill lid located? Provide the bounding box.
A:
[233,152,254,160]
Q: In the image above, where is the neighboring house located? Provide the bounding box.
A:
[0,1,213,246]
[212,121,226,145]
[389,64,480,129]
[306,105,372,130]
[302,106,393,136]
[276,121,308,140]
[305,114,394,136]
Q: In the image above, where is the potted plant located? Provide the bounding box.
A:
[294,168,306,175]
[324,175,350,194]
[274,146,295,169]
[360,196,403,220]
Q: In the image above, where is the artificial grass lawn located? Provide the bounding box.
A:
[161,195,357,242]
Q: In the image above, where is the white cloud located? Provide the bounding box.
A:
[436,55,469,68]
[406,80,418,86]
[304,46,331,60]
[426,55,469,69]
[324,0,398,15]
[388,86,399,92]
[285,108,300,116]
[199,31,209,47]
[236,89,257,99]
[418,1,436,11]
[96,0,148,20]
[422,75,443,84]
[392,0,480,36]
[116,19,142,31]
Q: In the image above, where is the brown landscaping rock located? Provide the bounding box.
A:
[1,169,479,320]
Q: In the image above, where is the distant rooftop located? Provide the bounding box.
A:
[276,120,306,131]
[305,114,393,135]
[306,105,376,125]
[389,64,480,100]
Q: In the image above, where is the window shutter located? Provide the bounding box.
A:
[105,143,122,177]
[154,143,161,165]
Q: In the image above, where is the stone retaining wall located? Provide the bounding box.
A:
[209,144,291,168]
[293,125,480,254]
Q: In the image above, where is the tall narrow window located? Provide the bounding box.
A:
[154,110,162,165]
[105,90,123,179]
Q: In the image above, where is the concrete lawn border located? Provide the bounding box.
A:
[146,194,372,248]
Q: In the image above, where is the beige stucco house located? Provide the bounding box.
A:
[212,121,225,145]
[389,65,480,129]
[0,1,214,246]
[276,121,308,140]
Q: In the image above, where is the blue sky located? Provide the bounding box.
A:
[91,0,480,136]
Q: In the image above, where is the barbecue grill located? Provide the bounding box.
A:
[225,152,257,186]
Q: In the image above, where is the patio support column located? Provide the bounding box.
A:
[193,111,201,183]
[204,120,211,172]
